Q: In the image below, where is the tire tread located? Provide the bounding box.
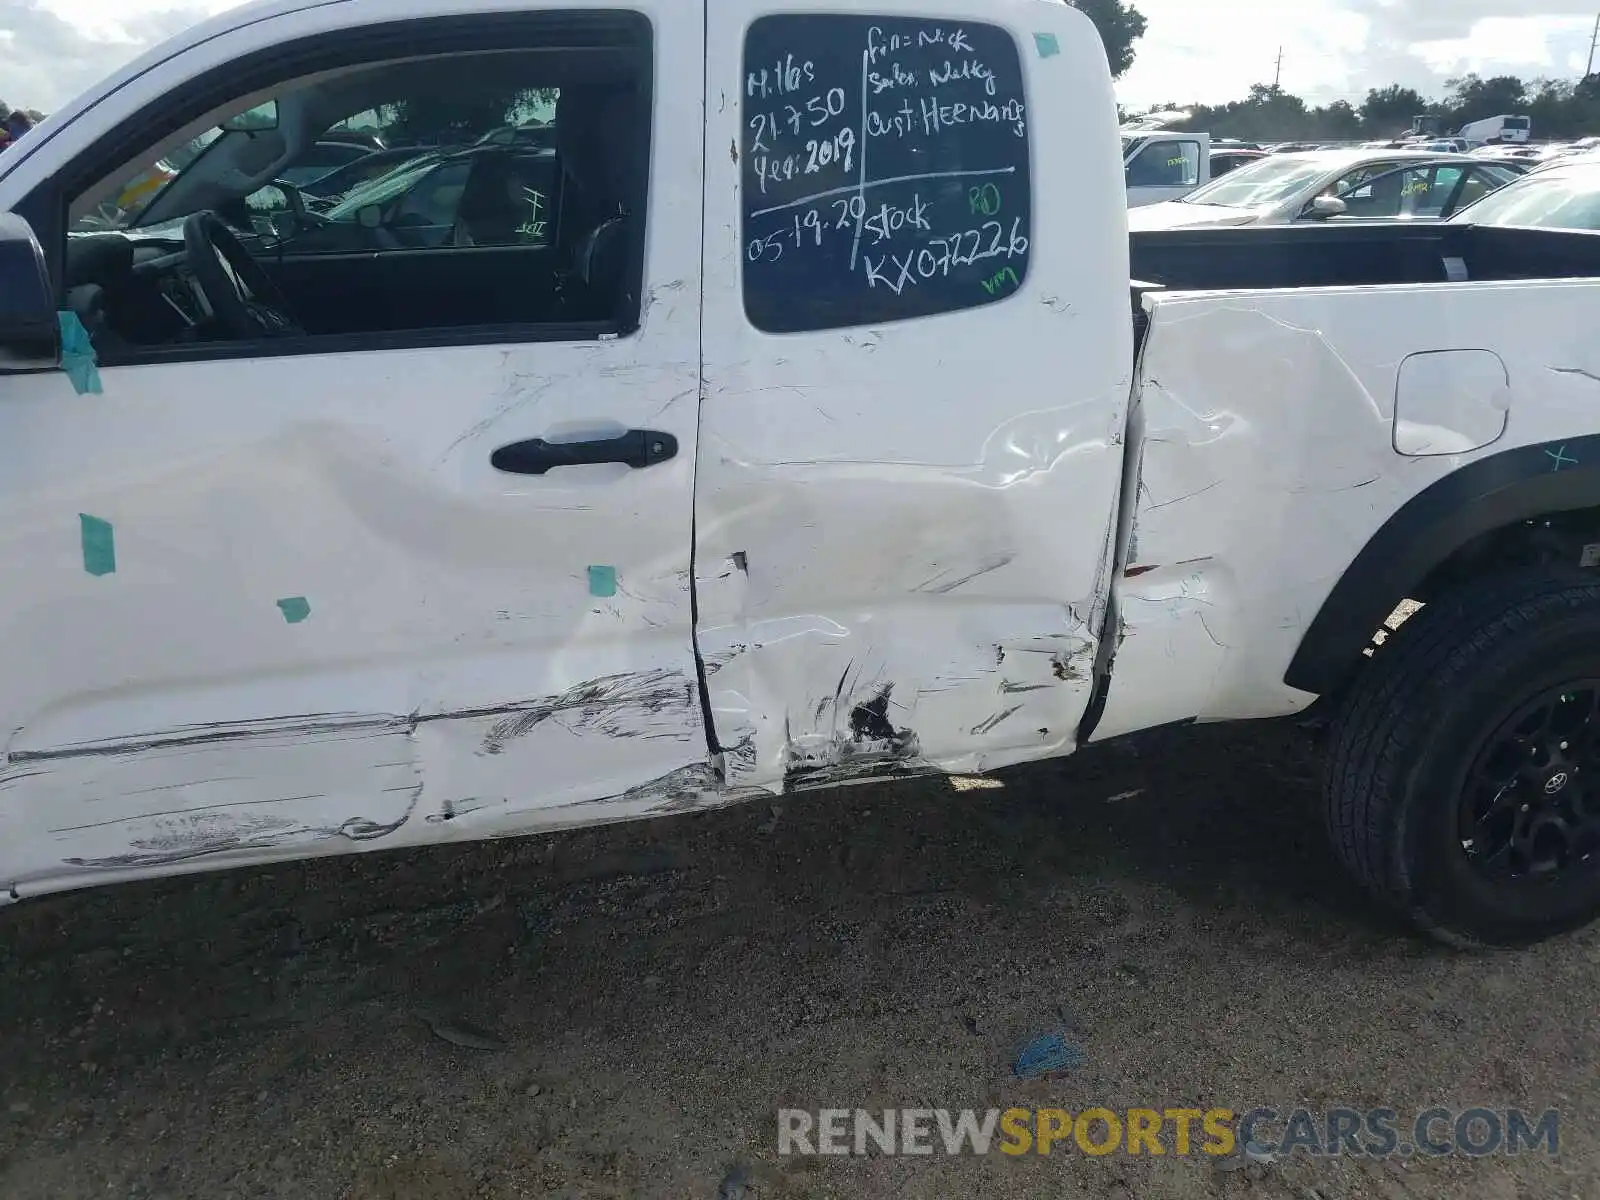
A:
[1323,575,1600,946]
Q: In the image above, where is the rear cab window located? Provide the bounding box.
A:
[739,13,1032,333]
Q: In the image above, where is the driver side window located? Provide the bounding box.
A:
[1331,166,1408,218]
[60,15,650,362]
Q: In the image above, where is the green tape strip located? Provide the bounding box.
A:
[57,311,103,395]
[1033,32,1060,58]
[276,596,311,624]
[587,565,617,597]
[79,513,115,576]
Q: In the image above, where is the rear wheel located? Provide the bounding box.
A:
[1324,575,1600,946]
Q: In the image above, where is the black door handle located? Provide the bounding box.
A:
[490,429,679,475]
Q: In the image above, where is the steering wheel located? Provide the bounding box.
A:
[182,209,304,339]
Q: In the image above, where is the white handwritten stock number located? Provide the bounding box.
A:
[746,194,934,264]
[748,209,1027,281]
[747,88,848,151]
[751,129,858,194]
[861,217,1030,294]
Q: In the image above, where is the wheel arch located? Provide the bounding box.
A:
[1286,434,1600,697]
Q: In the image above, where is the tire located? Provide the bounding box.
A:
[1324,573,1600,947]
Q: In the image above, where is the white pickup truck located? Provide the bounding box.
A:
[1122,126,1211,206]
[3,0,1600,949]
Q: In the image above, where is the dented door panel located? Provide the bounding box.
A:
[0,343,710,900]
[697,0,1131,790]
[0,0,710,900]
[1094,278,1600,741]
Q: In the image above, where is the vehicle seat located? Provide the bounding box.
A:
[454,154,522,245]
[1346,171,1404,218]
[554,86,637,319]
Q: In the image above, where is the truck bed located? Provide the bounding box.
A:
[1130,222,1600,294]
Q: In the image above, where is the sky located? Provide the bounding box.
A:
[1,0,1599,113]
[1119,0,1600,109]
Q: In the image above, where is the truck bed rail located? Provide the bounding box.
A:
[1129,223,1600,294]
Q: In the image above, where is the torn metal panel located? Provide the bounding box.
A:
[784,682,925,791]
[1105,281,1600,734]
[689,461,1118,787]
[1088,570,1229,744]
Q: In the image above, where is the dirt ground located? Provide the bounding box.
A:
[2,718,1596,1199]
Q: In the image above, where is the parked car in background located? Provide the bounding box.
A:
[1472,144,1544,163]
[288,144,560,250]
[1128,149,1524,230]
[1448,156,1600,230]
[187,143,562,253]
[476,122,557,149]
[320,128,387,153]
[296,145,438,201]
[1530,147,1600,174]
[1122,130,1211,206]
[1208,148,1268,178]
[276,139,381,188]
[1524,140,1600,168]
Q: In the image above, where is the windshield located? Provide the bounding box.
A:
[72,127,224,231]
[1452,167,1600,229]
[1180,156,1331,207]
[323,154,443,220]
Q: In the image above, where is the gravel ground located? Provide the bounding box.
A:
[1,718,1596,1199]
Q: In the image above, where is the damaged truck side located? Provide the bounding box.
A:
[3,0,1600,947]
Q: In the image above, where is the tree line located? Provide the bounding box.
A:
[1074,0,1600,141]
[1158,76,1600,143]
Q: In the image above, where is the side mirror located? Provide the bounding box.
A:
[1309,195,1348,219]
[0,212,60,370]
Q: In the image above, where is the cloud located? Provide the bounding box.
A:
[1117,1,1600,109]
[0,0,213,112]
[1343,0,1596,46]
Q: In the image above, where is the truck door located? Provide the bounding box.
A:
[0,0,708,896]
[697,2,1133,792]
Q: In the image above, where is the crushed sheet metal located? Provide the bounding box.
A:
[1099,282,1599,738]
[692,384,1128,793]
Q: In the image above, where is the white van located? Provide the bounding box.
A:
[1460,115,1532,146]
